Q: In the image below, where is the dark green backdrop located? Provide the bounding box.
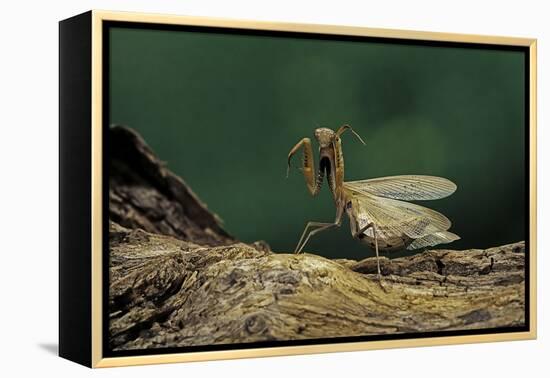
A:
[109,26,526,260]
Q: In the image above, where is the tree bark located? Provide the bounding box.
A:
[108,125,525,352]
[109,125,234,246]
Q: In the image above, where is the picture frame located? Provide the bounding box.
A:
[59,10,537,368]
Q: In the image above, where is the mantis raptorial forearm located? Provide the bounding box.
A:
[287,137,322,196]
[287,126,364,198]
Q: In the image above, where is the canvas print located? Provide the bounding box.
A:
[106,24,527,354]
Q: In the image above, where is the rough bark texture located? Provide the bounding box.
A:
[109,222,524,351]
[109,125,234,246]
[108,125,525,351]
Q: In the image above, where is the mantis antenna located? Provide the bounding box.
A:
[336,124,366,145]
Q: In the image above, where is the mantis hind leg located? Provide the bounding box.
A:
[353,222,381,280]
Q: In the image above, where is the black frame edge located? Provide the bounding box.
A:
[59,10,93,368]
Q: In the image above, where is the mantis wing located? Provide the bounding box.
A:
[406,231,460,250]
[344,175,457,201]
[345,187,453,241]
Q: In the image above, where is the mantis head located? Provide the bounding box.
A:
[314,127,336,148]
[314,124,366,147]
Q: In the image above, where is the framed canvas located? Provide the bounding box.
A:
[59,10,537,368]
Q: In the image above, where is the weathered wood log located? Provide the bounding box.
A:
[109,221,524,351]
[108,126,525,351]
[109,125,234,246]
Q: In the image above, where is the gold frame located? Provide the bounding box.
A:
[90,10,537,368]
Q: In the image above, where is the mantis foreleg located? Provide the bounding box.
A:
[287,138,322,196]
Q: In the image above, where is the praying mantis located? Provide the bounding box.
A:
[287,125,460,279]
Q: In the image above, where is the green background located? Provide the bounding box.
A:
[109,26,526,260]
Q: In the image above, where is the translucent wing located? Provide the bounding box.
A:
[345,187,452,241]
[406,231,460,250]
[344,175,457,201]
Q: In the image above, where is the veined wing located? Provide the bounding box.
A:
[406,231,460,250]
[344,175,457,201]
[345,187,452,240]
